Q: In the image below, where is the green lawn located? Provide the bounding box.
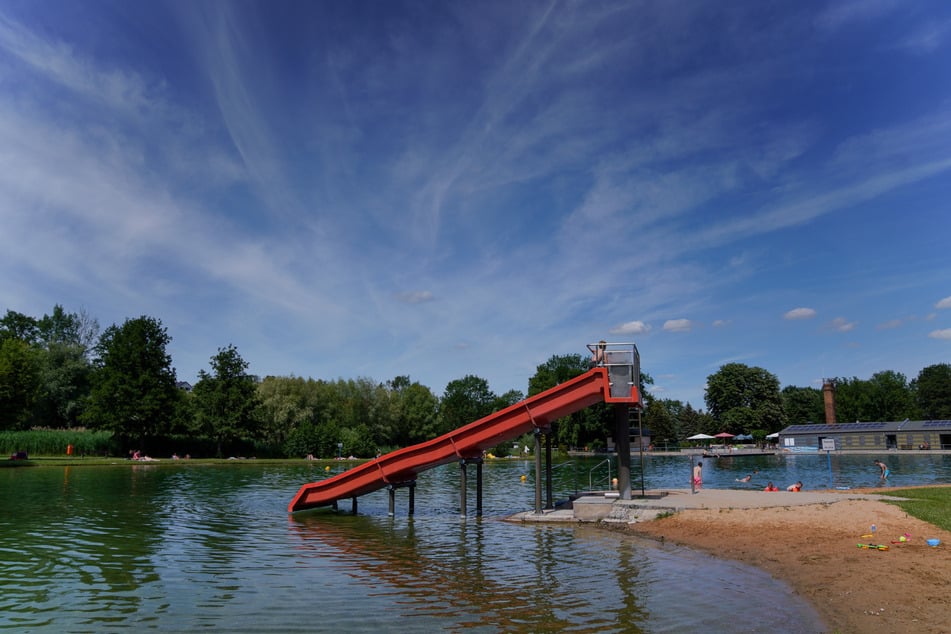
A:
[879,486,951,533]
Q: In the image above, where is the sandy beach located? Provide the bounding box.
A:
[625,488,951,633]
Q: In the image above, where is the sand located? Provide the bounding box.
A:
[626,489,951,633]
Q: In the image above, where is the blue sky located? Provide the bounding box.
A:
[2,1,951,408]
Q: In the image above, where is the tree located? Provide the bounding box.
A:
[781,385,824,426]
[83,316,180,447]
[192,345,261,457]
[439,375,496,434]
[0,338,41,430]
[705,363,785,433]
[386,375,441,446]
[0,310,39,344]
[34,305,96,428]
[866,370,915,421]
[644,399,677,445]
[913,363,951,420]
[528,354,587,396]
[833,373,915,423]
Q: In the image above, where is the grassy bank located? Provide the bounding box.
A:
[880,486,951,532]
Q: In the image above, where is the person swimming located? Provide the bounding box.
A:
[736,474,752,482]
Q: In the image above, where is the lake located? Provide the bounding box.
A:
[2,453,947,632]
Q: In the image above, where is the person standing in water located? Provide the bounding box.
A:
[692,461,702,492]
[874,459,890,479]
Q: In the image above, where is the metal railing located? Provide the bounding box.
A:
[588,458,613,491]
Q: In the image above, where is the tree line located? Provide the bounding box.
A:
[645,362,951,446]
[2,306,950,456]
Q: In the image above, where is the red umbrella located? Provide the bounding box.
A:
[714,432,735,439]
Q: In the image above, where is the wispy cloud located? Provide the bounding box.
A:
[936,296,951,309]
[829,317,856,333]
[929,329,951,340]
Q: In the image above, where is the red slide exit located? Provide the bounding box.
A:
[289,366,639,512]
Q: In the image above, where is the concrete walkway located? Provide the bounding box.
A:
[506,488,899,524]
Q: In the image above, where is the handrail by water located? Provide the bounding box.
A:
[588,458,612,491]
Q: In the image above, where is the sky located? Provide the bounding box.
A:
[2,1,951,408]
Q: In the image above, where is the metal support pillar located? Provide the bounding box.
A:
[459,460,468,518]
[614,403,632,500]
[386,481,417,517]
[545,432,553,509]
[475,459,483,517]
[351,496,358,514]
[533,430,543,514]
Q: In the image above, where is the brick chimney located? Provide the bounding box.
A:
[822,379,836,424]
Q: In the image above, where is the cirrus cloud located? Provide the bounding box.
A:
[929,328,951,340]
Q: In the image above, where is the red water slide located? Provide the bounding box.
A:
[288,366,639,512]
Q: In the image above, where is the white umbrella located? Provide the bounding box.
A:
[686,433,715,440]
[765,432,779,439]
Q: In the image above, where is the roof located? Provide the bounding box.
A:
[779,420,951,435]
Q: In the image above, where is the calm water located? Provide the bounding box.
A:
[2,453,947,632]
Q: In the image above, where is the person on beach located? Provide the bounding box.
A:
[786,481,802,492]
[764,482,779,491]
[693,461,703,490]
[874,460,889,479]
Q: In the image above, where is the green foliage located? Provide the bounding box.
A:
[781,385,824,425]
[440,375,497,432]
[832,372,917,423]
[528,354,587,397]
[705,363,785,433]
[387,376,441,444]
[0,310,39,344]
[82,316,181,445]
[192,345,261,457]
[0,338,41,430]
[644,399,677,445]
[339,424,376,458]
[913,363,951,420]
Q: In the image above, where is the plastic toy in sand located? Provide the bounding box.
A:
[926,538,941,547]
[890,533,912,544]
[857,543,889,551]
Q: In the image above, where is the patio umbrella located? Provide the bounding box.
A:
[714,432,735,439]
[734,433,753,441]
[686,433,714,440]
